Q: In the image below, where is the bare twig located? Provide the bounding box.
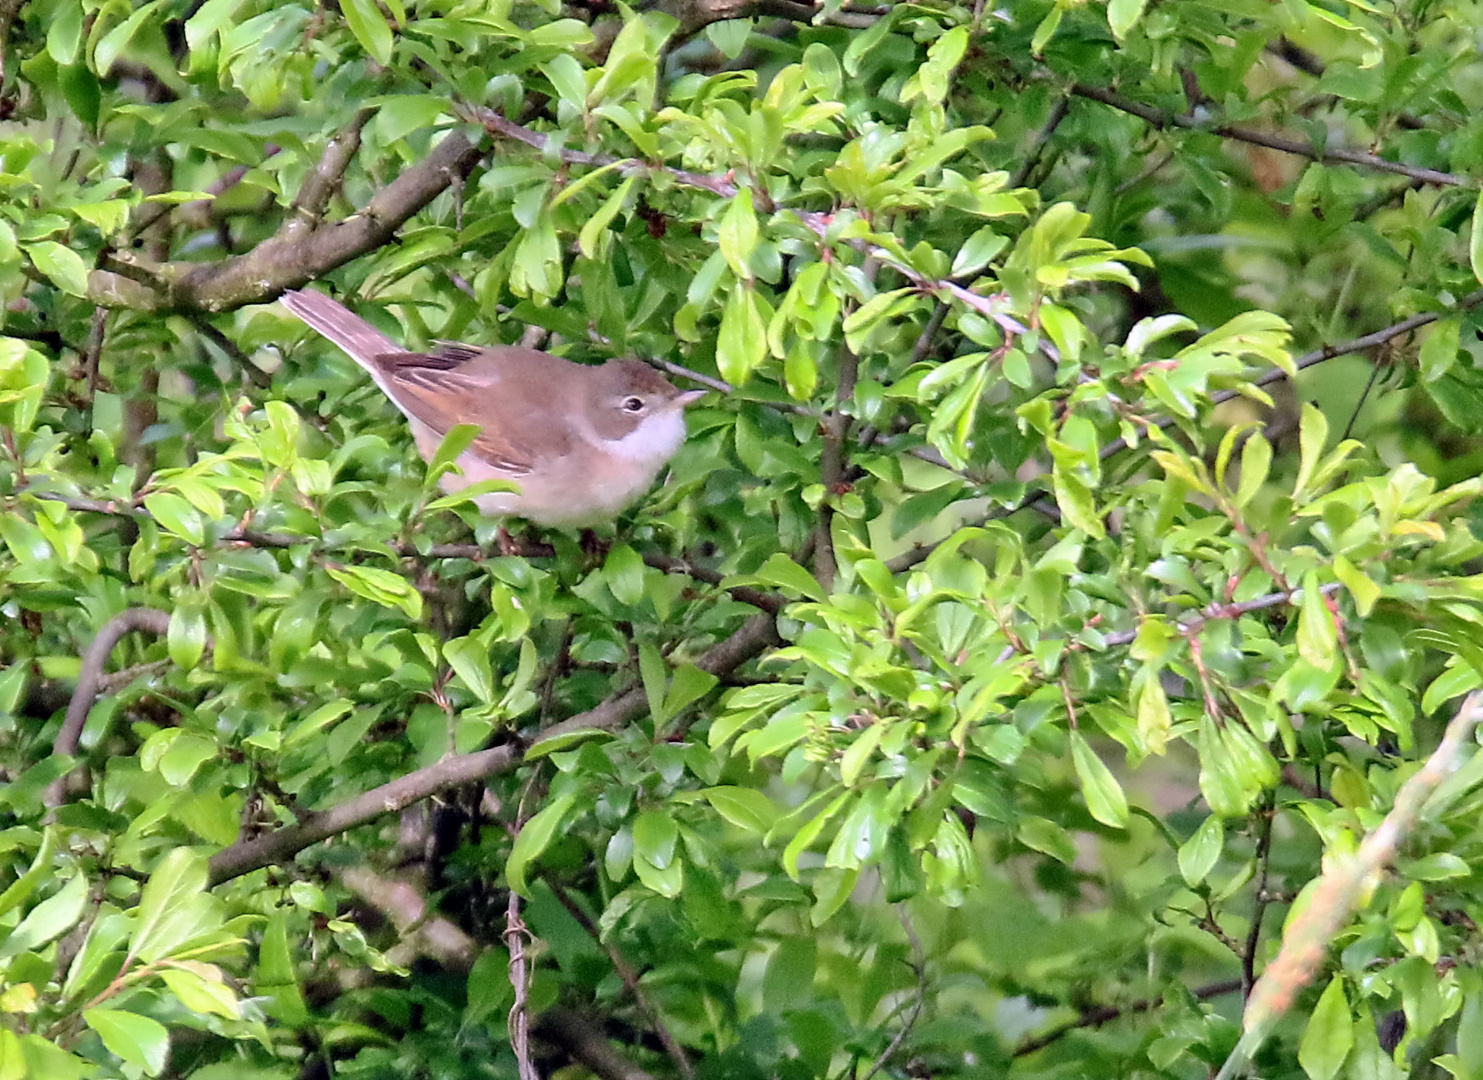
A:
[860,907,928,1080]
[815,340,861,591]
[507,779,540,1080]
[1009,94,1071,189]
[1242,799,1276,1000]
[80,308,108,406]
[1071,84,1466,188]
[1098,290,1483,460]
[290,108,376,228]
[1014,978,1244,1057]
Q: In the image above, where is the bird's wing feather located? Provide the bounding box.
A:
[370,348,578,476]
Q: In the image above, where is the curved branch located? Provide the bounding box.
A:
[55,608,172,758]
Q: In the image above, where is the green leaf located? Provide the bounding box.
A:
[632,808,678,869]
[282,698,355,749]
[578,174,637,259]
[1107,0,1149,40]
[129,848,208,963]
[1069,731,1128,827]
[1419,316,1461,384]
[160,965,240,1019]
[1472,190,1483,286]
[256,909,308,1024]
[425,424,481,486]
[661,663,718,720]
[1178,815,1223,887]
[1296,572,1338,670]
[325,564,422,620]
[142,492,204,545]
[84,1009,170,1076]
[506,792,578,896]
[717,283,768,386]
[443,637,496,705]
[605,543,646,606]
[0,872,88,960]
[718,193,759,279]
[702,786,777,833]
[1234,431,1272,508]
[166,599,207,670]
[1298,976,1354,1080]
[340,0,394,63]
[0,829,57,920]
[25,241,90,296]
[1292,402,1330,501]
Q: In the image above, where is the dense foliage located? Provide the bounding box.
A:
[7,0,1483,1076]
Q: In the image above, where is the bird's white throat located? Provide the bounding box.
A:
[604,409,689,466]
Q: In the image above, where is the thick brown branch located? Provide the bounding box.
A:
[207,744,522,884]
[89,127,487,313]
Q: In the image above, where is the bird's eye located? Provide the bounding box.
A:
[622,396,645,412]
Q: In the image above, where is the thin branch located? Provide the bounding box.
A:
[80,307,108,406]
[860,907,928,1080]
[550,883,696,1080]
[1014,978,1243,1057]
[507,780,540,1080]
[1242,798,1276,1000]
[909,302,950,366]
[815,340,861,591]
[1092,289,1483,462]
[339,866,478,972]
[1008,93,1071,189]
[289,108,376,228]
[191,316,273,389]
[1071,84,1466,188]
[45,608,173,810]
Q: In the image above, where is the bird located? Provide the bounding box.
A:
[280,289,705,527]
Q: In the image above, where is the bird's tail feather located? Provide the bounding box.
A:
[281,289,399,369]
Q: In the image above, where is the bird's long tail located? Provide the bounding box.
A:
[281,289,399,369]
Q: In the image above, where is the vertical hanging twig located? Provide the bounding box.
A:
[506,778,542,1080]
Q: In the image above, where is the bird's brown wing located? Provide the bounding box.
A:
[369,345,578,476]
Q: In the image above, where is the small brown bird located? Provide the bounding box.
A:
[281,289,704,527]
